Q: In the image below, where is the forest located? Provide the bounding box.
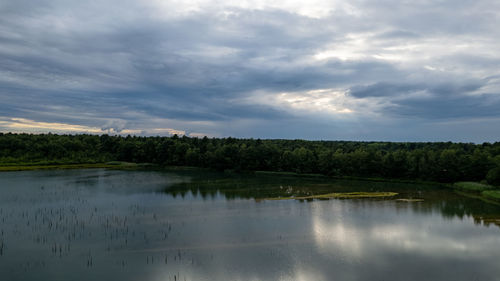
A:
[0,133,499,185]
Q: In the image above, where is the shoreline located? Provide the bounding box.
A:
[2,163,500,205]
[0,163,121,171]
[0,163,447,186]
[0,163,474,187]
[0,162,148,171]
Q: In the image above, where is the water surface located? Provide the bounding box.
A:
[1,169,500,281]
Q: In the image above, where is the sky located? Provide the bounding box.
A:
[1,0,500,142]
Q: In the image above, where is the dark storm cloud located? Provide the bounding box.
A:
[348,79,497,119]
[386,93,500,119]
[350,80,484,98]
[0,0,499,140]
[350,83,422,98]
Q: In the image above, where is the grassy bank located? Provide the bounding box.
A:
[453,181,496,192]
[482,190,500,201]
[455,190,500,206]
[453,181,500,204]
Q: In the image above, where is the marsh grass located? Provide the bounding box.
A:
[453,181,495,192]
[454,190,500,206]
[482,190,500,201]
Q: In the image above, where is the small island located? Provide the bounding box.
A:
[263,191,399,200]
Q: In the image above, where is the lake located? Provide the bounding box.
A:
[1,168,500,281]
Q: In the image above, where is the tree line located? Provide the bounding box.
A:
[1,133,499,185]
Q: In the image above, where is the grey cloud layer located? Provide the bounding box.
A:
[0,0,499,140]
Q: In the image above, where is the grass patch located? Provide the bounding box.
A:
[482,190,500,201]
[454,190,500,206]
[453,181,495,192]
[453,182,500,206]
[262,191,398,201]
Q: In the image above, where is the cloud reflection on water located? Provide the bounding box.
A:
[2,170,500,281]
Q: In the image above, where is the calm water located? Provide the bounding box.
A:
[1,169,500,281]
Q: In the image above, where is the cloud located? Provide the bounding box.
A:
[0,117,102,134]
[349,83,423,98]
[101,119,128,133]
[0,116,192,137]
[0,0,499,141]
